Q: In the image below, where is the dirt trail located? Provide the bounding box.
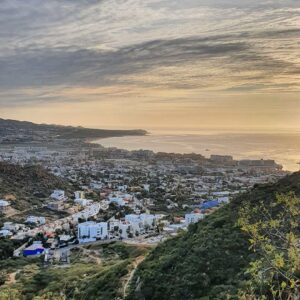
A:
[122,256,145,299]
[6,270,19,285]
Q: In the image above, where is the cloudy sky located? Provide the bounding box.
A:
[0,0,299,131]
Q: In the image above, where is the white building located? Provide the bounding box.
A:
[0,229,13,237]
[124,215,143,235]
[2,222,25,232]
[108,219,121,233]
[108,196,126,206]
[125,213,157,229]
[74,198,93,207]
[124,213,159,236]
[185,213,205,225]
[217,196,230,204]
[90,182,102,190]
[0,200,10,212]
[108,193,133,207]
[50,190,66,201]
[26,216,46,225]
[74,191,85,200]
[143,184,150,192]
[125,214,142,224]
[78,221,108,243]
[118,185,128,192]
[163,223,187,234]
[212,191,230,196]
[140,213,158,227]
[119,221,133,239]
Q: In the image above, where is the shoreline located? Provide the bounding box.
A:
[91,133,299,172]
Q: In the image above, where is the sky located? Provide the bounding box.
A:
[0,0,299,132]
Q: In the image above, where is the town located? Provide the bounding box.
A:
[0,140,288,264]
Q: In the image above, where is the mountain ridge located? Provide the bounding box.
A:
[0,118,147,142]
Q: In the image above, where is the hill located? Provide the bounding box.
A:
[0,162,74,261]
[0,118,147,143]
[0,170,298,299]
[0,162,72,211]
[127,172,300,299]
[0,242,151,300]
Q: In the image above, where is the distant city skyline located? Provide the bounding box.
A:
[1,0,299,132]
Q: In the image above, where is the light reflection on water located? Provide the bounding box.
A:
[96,132,300,172]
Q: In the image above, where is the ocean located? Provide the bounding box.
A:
[95,131,300,172]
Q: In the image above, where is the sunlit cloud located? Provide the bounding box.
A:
[0,0,299,130]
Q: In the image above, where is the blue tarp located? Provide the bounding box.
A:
[199,200,219,210]
[23,247,44,256]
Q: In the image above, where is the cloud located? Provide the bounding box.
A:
[0,0,299,107]
[0,29,299,93]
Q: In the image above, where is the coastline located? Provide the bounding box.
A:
[92,132,300,172]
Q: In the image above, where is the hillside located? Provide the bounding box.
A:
[127,172,300,299]
[0,242,151,300]
[0,162,72,211]
[0,118,147,143]
[0,170,298,299]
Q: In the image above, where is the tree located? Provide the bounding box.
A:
[0,288,22,300]
[238,193,300,299]
[0,270,7,286]
[33,292,66,300]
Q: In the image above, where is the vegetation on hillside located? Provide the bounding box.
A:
[238,193,300,299]
[127,172,300,300]
[0,242,150,300]
[0,162,72,211]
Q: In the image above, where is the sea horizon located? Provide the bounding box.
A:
[95,130,300,172]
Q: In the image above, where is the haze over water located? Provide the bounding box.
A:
[97,130,300,172]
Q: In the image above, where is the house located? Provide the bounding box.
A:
[73,203,101,221]
[58,234,76,247]
[50,190,66,201]
[0,200,10,212]
[74,191,85,200]
[212,191,230,196]
[143,184,150,192]
[117,185,128,192]
[217,196,230,204]
[90,182,102,190]
[47,201,65,211]
[2,222,25,232]
[0,229,13,237]
[125,214,141,224]
[163,223,186,234]
[108,193,133,207]
[74,198,93,207]
[23,242,45,256]
[25,216,46,225]
[108,196,125,206]
[125,213,157,228]
[78,221,108,243]
[185,213,205,225]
